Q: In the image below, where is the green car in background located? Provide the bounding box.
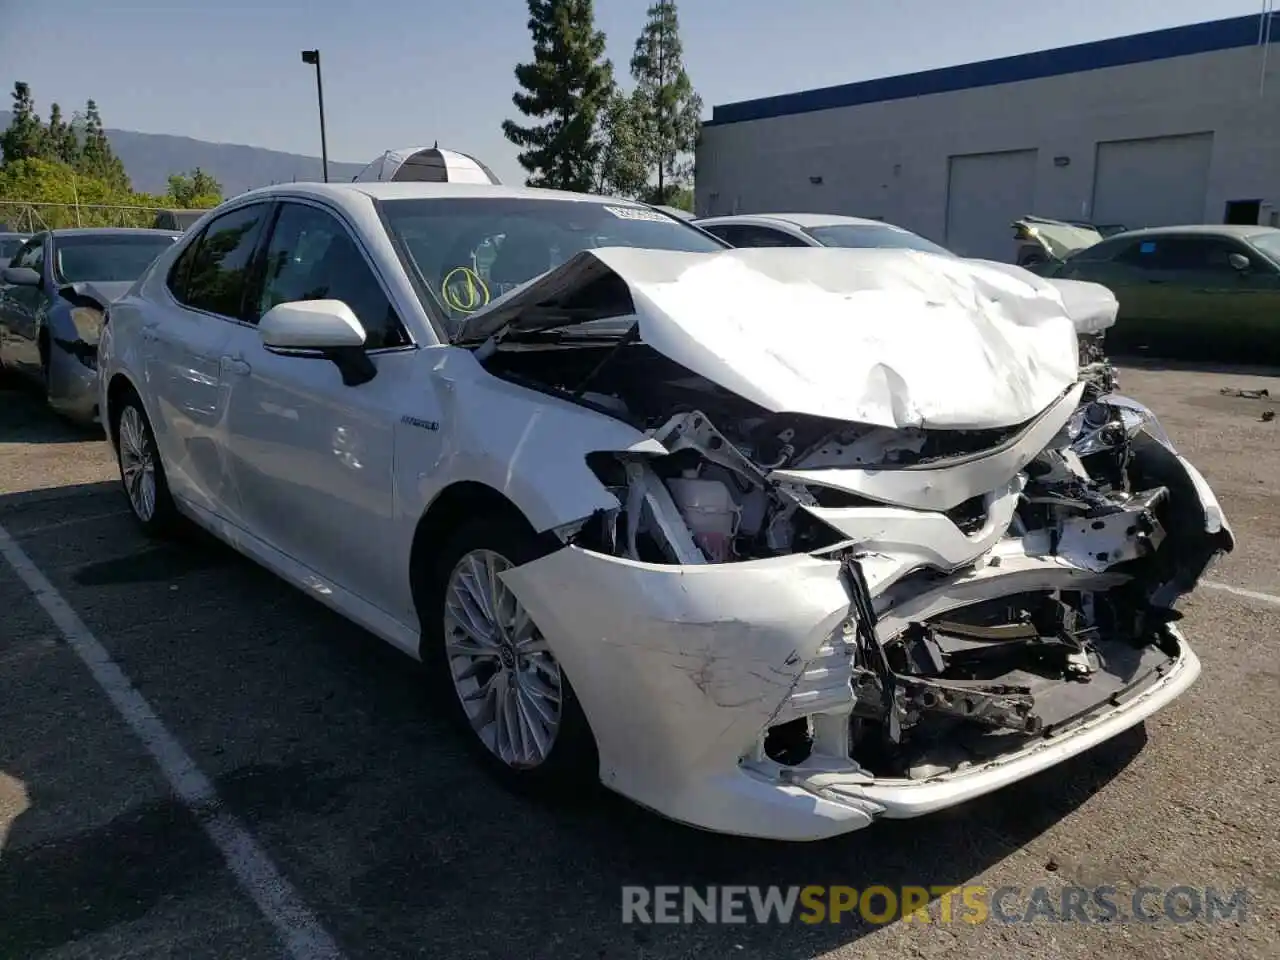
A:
[1030,224,1280,366]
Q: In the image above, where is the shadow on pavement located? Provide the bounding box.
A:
[0,381,103,445]
[0,478,1151,960]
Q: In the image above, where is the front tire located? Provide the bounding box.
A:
[112,393,179,536]
[420,516,598,795]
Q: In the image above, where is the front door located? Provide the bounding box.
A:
[221,200,414,615]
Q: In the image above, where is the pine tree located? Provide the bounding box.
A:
[76,99,130,191]
[45,103,80,165]
[0,82,47,165]
[629,0,702,204]
[502,0,614,191]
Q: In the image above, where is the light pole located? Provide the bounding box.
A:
[300,49,329,182]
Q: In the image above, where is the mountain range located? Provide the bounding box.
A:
[0,110,368,196]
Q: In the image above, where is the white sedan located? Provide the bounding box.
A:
[98,181,1233,841]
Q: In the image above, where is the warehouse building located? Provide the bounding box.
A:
[695,13,1280,261]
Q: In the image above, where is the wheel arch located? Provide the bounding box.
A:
[104,371,143,447]
[408,480,563,654]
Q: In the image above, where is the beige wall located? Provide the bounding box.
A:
[695,45,1280,249]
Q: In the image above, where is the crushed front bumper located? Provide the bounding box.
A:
[500,544,1201,842]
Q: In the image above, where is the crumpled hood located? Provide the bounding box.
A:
[966,260,1118,335]
[459,246,1083,430]
[1013,217,1102,261]
[60,280,133,309]
[58,281,134,347]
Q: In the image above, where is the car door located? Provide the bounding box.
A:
[220,199,413,615]
[1153,235,1280,362]
[145,202,272,520]
[0,234,49,375]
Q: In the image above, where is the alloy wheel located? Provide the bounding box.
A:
[117,405,157,522]
[443,549,563,768]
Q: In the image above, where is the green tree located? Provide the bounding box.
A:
[44,103,80,165]
[502,0,615,191]
[0,82,47,165]
[629,0,702,204]
[595,89,650,198]
[76,99,130,191]
[167,167,223,208]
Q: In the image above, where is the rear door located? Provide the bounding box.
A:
[144,202,272,520]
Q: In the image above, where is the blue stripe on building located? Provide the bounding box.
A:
[707,14,1278,127]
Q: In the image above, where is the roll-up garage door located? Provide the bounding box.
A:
[1091,133,1213,230]
[944,149,1038,261]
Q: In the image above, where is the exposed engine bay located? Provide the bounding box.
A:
[479,333,1232,780]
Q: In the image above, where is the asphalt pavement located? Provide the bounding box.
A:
[1,362,1278,959]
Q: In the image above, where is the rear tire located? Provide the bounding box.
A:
[112,391,180,537]
[418,516,598,797]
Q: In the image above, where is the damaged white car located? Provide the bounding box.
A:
[98,182,1233,841]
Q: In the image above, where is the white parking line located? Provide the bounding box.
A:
[1203,580,1280,610]
[0,520,346,960]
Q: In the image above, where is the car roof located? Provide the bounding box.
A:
[232,180,637,207]
[1105,224,1280,241]
[46,227,183,239]
[694,213,888,229]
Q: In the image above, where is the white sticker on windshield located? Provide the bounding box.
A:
[603,205,672,223]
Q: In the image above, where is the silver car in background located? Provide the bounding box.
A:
[0,228,180,424]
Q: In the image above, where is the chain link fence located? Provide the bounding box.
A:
[0,201,208,232]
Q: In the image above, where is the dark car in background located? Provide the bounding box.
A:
[0,228,181,423]
[1035,224,1280,365]
[151,209,208,231]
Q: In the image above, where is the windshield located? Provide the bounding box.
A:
[377,197,725,325]
[1249,232,1280,264]
[805,223,953,256]
[53,234,178,283]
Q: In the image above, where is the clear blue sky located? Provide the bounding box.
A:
[0,0,1268,185]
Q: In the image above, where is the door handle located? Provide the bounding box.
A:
[1145,279,1167,285]
[220,355,251,376]
[141,323,160,341]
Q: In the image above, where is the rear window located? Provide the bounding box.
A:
[54,234,178,283]
[805,224,953,257]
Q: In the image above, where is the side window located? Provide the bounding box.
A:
[15,237,45,273]
[166,234,201,301]
[1155,237,1242,273]
[258,203,409,350]
[736,226,810,248]
[1114,239,1163,270]
[701,224,739,245]
[179,204,269,319]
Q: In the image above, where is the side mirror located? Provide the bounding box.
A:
[1,265,41,287]
[259,299,376,386]
[1228,252,1251,272]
